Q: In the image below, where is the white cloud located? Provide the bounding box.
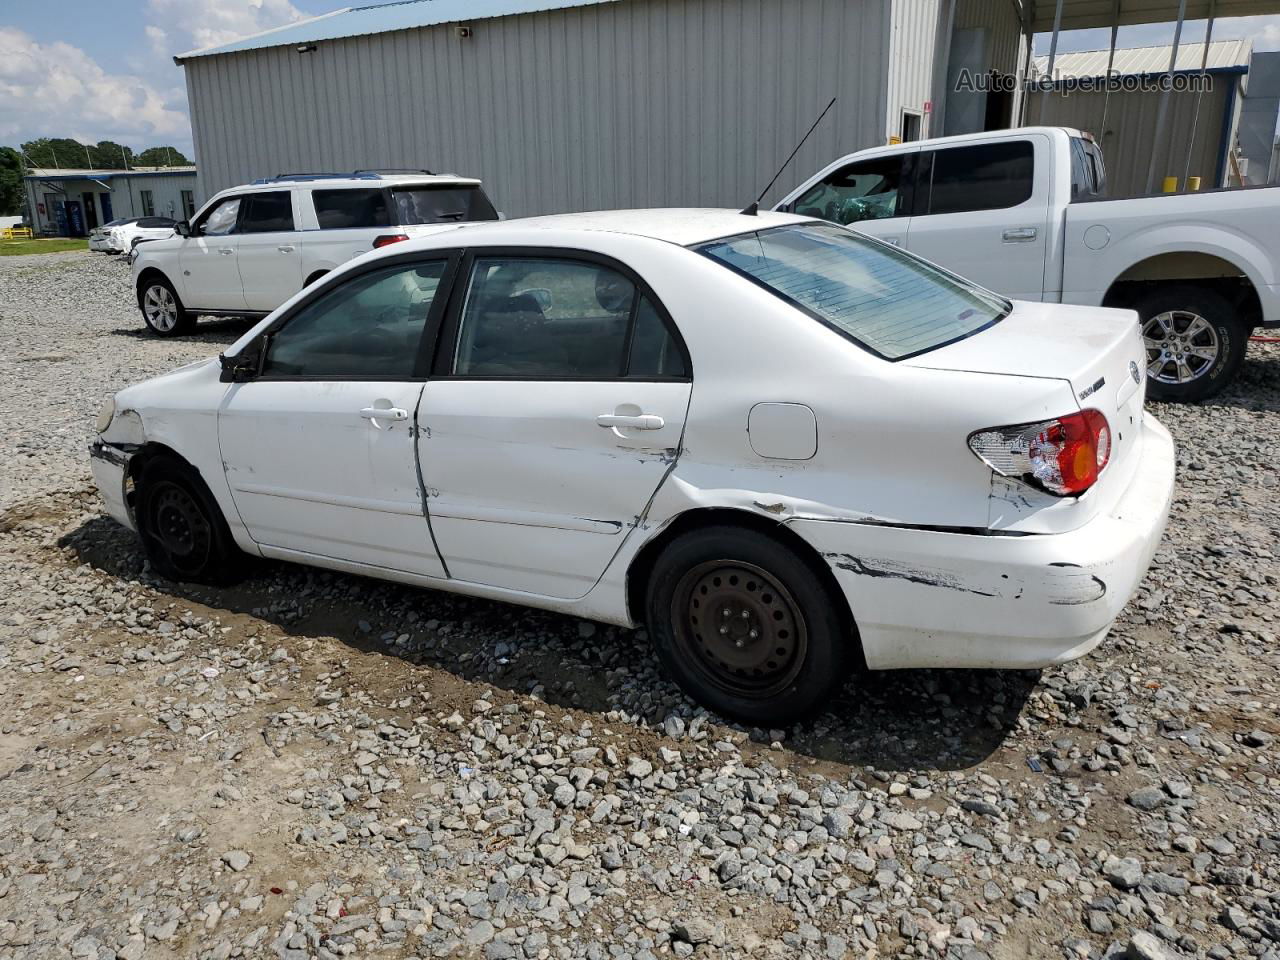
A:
[0,26,189,149]
[146,0,309,56]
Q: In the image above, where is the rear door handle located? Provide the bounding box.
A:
[277,244,296,253]
[1002,227,1038,243]
[218,248,234,256]
[361,406,408,421]
[596,413,664,431]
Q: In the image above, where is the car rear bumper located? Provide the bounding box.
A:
[89,441,136,531]
[787,416,1176,670]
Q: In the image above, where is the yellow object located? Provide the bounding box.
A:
[1,227,34,240]
[1187,176,1202,191]
[1161,177,1178,193]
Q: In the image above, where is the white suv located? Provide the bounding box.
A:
[132,171,500,336]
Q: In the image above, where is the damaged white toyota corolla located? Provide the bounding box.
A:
[90,209,1175,724]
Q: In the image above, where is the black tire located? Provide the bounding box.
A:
[135,455,242,585]
[138,274,193,337]
[645,526,852,726]
[1134,285,1249,402]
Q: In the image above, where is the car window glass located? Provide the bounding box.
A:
[794,156,904,225]
[264,261,446,378]
[240,192,294,233]
[313,189,391,229]
[198,198,241,236]
[392,187,499,225]
[628,296,688,378]
[923,141,1034,215]
[453,258,635,378]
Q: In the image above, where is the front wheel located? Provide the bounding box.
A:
[1136,286,1249,402]
[135,455,242,584]
[645,526,852,726]
[139,276,193,337]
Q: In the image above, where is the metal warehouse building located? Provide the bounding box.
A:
[24,167,198,237]
[177,0,1280,215]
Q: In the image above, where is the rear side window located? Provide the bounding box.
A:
[793,155,907,225]
[921,141,1034,215]
[391,186,499,225]
[697,223,1008,361]
[240,192,294,233]
[313,188,391,229]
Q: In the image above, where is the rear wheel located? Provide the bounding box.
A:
[139,276,192,337]
[1135,285,1249,402]
[136,455,242,584]
[645,526,851,725]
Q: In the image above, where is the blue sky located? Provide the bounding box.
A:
[2,1,1278,161]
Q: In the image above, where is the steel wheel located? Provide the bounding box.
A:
[1142,309,1221,386]
[144,479,213,578]
[143,283,179,333]
[670,560,808,701]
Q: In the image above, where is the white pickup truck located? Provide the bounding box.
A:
[777,126,1279,401]
[132,171,500,337]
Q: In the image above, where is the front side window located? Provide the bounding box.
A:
[697,223,1008,361]
[392,186,499,225]
[313,188,391,229]
[197,197,241,236]
[264,261,446,378]
[139,190,155,217]
[452,257,684,379]
[793,156,905,226]
[239,192,294,233]
[921,141,1034,215]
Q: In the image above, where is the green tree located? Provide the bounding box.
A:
[134,146,192,166]
[21,137,96,169]
[0,147,23,217]
[90,140,131,168]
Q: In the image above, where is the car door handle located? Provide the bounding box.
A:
[360,406,408,421]
[1002,227,1038,243]
[217,248,234,256]
[596,413,664,431]
[277,244,296,253]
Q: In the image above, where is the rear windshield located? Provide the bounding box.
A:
[391,186,498,225]
[695,222,1009,361]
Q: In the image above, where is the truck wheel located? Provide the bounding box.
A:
[139,276,193,337]
[135,455,243,584]
[1135,285,1249,402]
[645,526,852,726]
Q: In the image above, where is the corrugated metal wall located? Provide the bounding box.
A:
[886,0,940,139]
[184,0,892,216]
[1027,77,1236,196]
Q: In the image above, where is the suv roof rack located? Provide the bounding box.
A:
[352,168,435,176]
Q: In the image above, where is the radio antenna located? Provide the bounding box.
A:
[741,97,837,216]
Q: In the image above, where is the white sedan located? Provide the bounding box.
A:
[114,216,178,256]
[90,209,1175,723]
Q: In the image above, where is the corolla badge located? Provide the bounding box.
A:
[1129,360,1142,384]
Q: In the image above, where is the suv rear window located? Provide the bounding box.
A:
[696,222,1009,361]
[313,188,391,229]
[391,186,498,225]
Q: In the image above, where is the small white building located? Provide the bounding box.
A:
[23,167,199,237]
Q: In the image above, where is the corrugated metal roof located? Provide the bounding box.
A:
[1034,39,1253,80]
[1032,0,1279,32]
[175,0,620,61]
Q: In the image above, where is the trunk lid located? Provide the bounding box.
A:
[906,299,1149,531]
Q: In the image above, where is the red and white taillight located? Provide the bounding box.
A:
[968,409,1111,497]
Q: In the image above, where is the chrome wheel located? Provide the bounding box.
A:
[143,284,179,332]
[1142,310,1220,385]
[671,560,808,701]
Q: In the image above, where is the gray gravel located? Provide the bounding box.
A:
[1,250,1278,960]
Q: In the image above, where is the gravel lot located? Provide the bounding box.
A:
[1,250,1278,960]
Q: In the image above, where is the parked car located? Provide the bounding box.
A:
[131,171,501,336]
[116,216,178,255]
[777,126,1280,402]
[91,209,1175,723]
[89,218,136,252]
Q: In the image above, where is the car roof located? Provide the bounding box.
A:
[225,174,482,193]
[427,208,808,248]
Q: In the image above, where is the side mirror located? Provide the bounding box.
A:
[175,221,191,237]
[219,339,266,383]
